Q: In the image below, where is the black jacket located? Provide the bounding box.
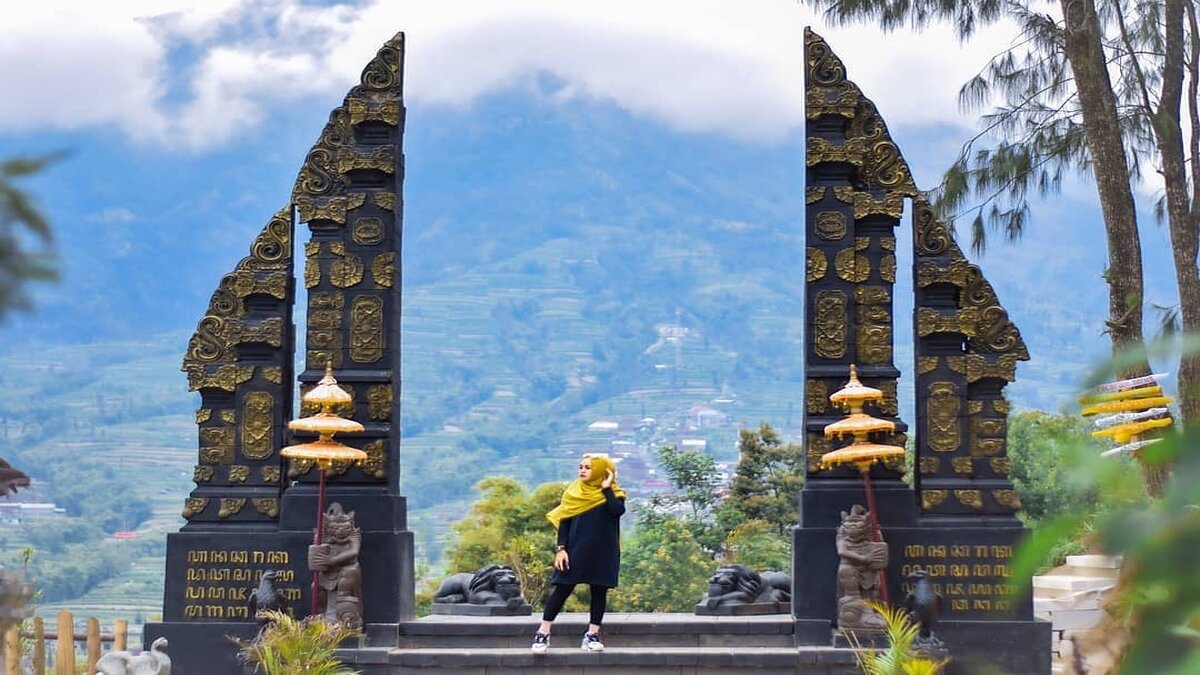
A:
[550,487,625,588]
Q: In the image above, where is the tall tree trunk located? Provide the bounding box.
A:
[1060,0,1162,492]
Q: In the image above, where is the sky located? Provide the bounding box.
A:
[0,0,1025,151]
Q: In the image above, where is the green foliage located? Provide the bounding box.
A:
[237,611,360,675]
[722,519,791,573]
[615,518,711,612]
[720,423,805,536]
[444,477,564,608]
[1007,411,1105,523]
[849,602,946,675]
[640,445,725,552]
[0,154,59,319]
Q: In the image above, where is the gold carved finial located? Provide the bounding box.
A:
[820,364,905,471]
[281,366,367,471]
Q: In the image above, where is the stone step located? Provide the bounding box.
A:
[377,646,860,674]
[1032,575,1114,595]
[1034,588,1109,613]
[1041,609,1106,631]
[1064,555,1122,569]
[397,613,796,650]
[1057,565,1120,580]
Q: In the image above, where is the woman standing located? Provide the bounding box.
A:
[532,453,626,653]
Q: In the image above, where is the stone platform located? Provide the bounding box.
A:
[337,613,861,674]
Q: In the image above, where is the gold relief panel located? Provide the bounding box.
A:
[372,252,396,288]
[993,490,1022,510]
[238,317,284,348]
[954,489,984,510]
[916,307,971,337]
[368,384,393,421]
[805,31,847,86]
[878,379,898,416]
[855,285,889,305]
[962,354,1021,383]
[330,252,365,288]
[918,457,939,475]
[806,82,858,118]
[185,364,254,392]
[815,211,847,240]
[879,237,896,252]
[834,246,870,283]
[182,498,209,519]
[852,191,905,220]
[916,356,939,375]
[806,379,828,414]
[193,466,214,483]
[806,434,831,473]
[200,427,235,464]
[970,417,1007,439]
[305,257,320,289]
[952,457,973,475]
[352,217,384,246]
[246,207,292,271]
[879,254,896,283]
[806,137,866,167]
[806,248,827,283]
[361,439,387,480]
[305,241,321,257]
[347,96,401,126]
[967,401,984,416]
[220,409,236,425]
[927,382,961,453]
[307,329,343,353]
[989,458,1011,476]
[350,296,385,363]
[914,199,953,256]
[252,498,280,518]
[814,291,847,359]
[228,465,250,483]
[232,269,288,300]
[310,291,346,313]
[856,323,891,365]
[805,186,826,204]
[262,366,283,385]
[295,193,366,225]
[218,498,247,519]
[856,304,889,324]
[288,457,315,478]
[915,258,973,288]
[373,192,396,211]
[195,408,212,424]
[307,349,343,369]
[881,452,905,474]
[972,438,1005,457]
[261,466,281,484]
[241,391,274,460]
[833,186,856,204]
[336,145,396,174]
[993,399,1011,415]
[921,490,947,511]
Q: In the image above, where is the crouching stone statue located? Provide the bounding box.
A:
[695,564,791,615]
[433,565,532,615]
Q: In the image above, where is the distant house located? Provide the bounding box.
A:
[679,438,707,451]
[688,405,725,428]
[587,421,619,432]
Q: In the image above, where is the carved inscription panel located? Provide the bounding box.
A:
[180,548,303,621]
[894,539,1023,619]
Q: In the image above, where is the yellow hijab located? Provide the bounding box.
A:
[546,454,627,529]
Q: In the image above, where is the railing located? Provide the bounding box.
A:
[1,610,129,675]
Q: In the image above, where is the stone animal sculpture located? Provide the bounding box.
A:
[308,502,363,629]
[0,458,31,496]
[248,570,289,625]
[93,636,171,675]
[905,569,945,648]
[701,564,791,608]
[433,565,528,607]
[836,504,888,630]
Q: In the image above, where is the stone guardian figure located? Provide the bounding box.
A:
[308,502,363,629]
[836,504,888,630]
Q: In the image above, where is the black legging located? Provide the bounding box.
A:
[541,583,609,625]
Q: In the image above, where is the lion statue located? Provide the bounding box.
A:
[701,564,791,609]
[434,565,527,608]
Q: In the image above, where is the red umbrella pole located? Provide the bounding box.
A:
[311,468,327,617]
[860,469,890,604]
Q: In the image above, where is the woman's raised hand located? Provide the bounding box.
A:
[554,549,570,572]
[601,469,614,489]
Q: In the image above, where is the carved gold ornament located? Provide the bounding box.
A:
[816,211,847,240]
[807,248,827,282]
[241,391,274,460]
[329,252,365,288]
[990,458,1012,476]
[218,498,247,519]
[918,457,939,475]
[806,379,828,414]
[195,408,212,424]
[927,382,961,453]
[952,457,973,475]
[835,246,869,283]
[856,285,890,305]
[228,465,249,483]
[348,97,401,126]
[993,490,1022,510]
[368,384,393,421]
[814,291,847,359]
[295,193,367,225]
[200,426,235,464]
[182,498,209,519]
[352,217,384,245]
[806,434,831,473]
[916,356,939,375]
[806,187,826,204]
[361,440,387,479]
[372,252,396,288]
[261,466,281,484]
[954,489,984,510]
[252,498,280,518]
[350,296,385,363]
[262,366,283,384]
[221,409,236,425]
[193,466,214,483]
[373,192,396,211]
[833,186,856,204]
[921,490,946,511]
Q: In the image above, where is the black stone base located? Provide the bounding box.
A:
[830,628,889,648]
[693,601,788,616]
[142,620,259,675]
[432,602,533,616]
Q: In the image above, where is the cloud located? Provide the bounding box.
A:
[86,207,136,224]
[0,0,1022,149]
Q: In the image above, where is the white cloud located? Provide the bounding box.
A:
[87,207,136,224]
[0,0,1022,149]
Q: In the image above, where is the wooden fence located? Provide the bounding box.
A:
[1,610,129,675]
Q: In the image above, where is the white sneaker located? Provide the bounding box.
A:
[531,632,550,654]
[581,632,605,652]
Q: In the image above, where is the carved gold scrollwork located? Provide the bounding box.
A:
[814,291,847,359]
[806,137,866,167]
[914,199,952,257]
[262,366,283,384]
[967,401,984,416]
[295,193,367,225]
[856,320,891,365]
[990,458,1012,476]
[835,247,870,283]
[806,82,859,118]
[879,254,896,283]
[336,146,396,174]
[308,349,343,369]
[218,498,247,519]
[948,354,1021,383]
[193,466,213,483]
[239,318,284,347]
[373,192,396,211]
[973,439,1004,457]
[806,434,831,473]
[918,457,939,475]
[879,237,896,252]
[182,498,208,519]
[927,382,960,453]
[200,425,235,465]
[954,489,984,510]
[916,259,972,288]
[852,191,905,220]
[358,37,403,91]
[368,384,393,421]
[347,96,401,126]
[288,458,314,478]
[806,248,827,282]
[352,217,384,245]
[993,490,1022,510]
[993,399,1011,415]
[293,109,352,199]
[350,296,384,363]
[252,498,280,518]
[228,465,249,483]
[305,258,320,289]
[921,490,946,510]
[833,186,856,204]
[361,440,386,479]
[185,365,253,392]
[878,380,898,416]
[855,285,889,304]
[261,466,281,484]
[232,270,288,299]
[221,410,236,424]
[329,252,365,288]
[815,211,847,240]
[804,29,847,86]
[247,208,292,271]
[971,417,1006,438]
[196,408,212,424]
[806,186,826,204]
[952,457,973,475]
[241,391,274,460]
[806,379,828,414]
[916,356,939,374]
[372,252,396,288]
